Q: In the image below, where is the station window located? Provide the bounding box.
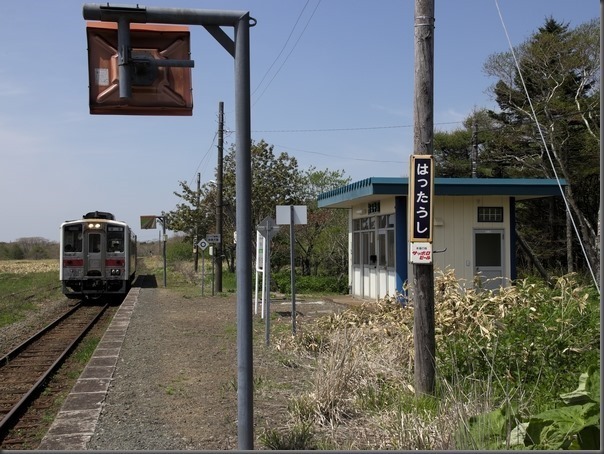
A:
[478,207,503,222]
[353,232,360,265]
[352,214,395,269]
[368,201,381,214]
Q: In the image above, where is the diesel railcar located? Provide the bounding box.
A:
[60,211,137,299]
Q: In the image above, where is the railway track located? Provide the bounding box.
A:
[0,302,108,445]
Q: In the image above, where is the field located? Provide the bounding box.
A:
[0,259,58,274]
[0,259,600,449]
[0,260,64,330]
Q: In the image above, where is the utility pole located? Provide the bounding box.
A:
[598,0,604,302]
[215,101,224,293]
[194,172,201,272]
[412,0,436,396]
[471,115,478,178]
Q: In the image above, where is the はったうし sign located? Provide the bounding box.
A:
[409,155,434,243]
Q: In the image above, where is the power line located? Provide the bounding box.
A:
[271,142,407,164]
[252,0,311,97]
[188,131,217,188]
[252,108,598,135]
[253,1,322,106]
[252,121,460,133]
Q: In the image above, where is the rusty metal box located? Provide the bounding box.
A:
[86,22,193,116]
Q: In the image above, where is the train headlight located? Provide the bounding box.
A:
[110,269,121,276]
[88,223,101,229]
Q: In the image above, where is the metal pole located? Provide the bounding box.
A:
[161,217,167,288]
[195,172,200,272]
[211,247,215,296]
[412,0,435,396]
[215,101,224,293]
[290,205,296,335]
[83,4,248,27]
[81,4,254,447]
[233,14,253,450]
[264,219,271,346]
[201,249,205,296]
[117,16,132,99]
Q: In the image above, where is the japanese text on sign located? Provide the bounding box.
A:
[409,242,433,264]
[409,155,434,242]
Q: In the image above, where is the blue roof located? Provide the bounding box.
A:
[318,177,567,208]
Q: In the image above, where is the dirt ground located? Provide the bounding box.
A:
[86,283,350,450]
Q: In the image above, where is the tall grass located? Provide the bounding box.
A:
[268,271,599,450]
[0,261,62,327]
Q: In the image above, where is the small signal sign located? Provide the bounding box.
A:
[140,216,157,229]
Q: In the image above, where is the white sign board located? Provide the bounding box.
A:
[197,238,209,250]
[206,234,221,243]
[409,242,433,264]
[257,216,281,239]
[276,205,307,225]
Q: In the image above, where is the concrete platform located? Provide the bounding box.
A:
[37,285,367,450]
[38,287,139,451]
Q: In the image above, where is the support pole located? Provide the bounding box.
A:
[233,14,253,450]
[194,172,200,272]
[290,205,297,335]
[158,216,167,288]
[82,5,254,447]
[215,101,224,293]
[412,0,435,397]
[264,218,272,346]
[599,0,603,299]
[117,16,132,99]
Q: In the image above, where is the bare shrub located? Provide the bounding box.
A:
[270,269,598,450]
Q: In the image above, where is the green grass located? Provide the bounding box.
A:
[0,270,62,328]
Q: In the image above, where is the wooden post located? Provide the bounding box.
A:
[412,0,436,396]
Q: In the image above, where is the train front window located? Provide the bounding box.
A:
[64,225,83,252]
[89,234,101,253]
[107,226,125,252]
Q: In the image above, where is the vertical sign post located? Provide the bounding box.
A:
[254,230,264,316]
[198,238,209,296]
[276,205,307,335]
[256,217,280,345]
[141,215,167,287]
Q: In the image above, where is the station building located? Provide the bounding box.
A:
[317,177,566,300]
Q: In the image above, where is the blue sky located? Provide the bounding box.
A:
[0,0,599,243]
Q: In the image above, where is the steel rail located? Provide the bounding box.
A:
[0,303,82,364]
[0,303,108,438]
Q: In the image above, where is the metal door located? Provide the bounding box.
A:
[361,231,376,299]
[474,229,504,290]
[85,231,104,277]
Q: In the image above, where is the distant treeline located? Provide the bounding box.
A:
[0,237,160,261]
[0,237,59,260]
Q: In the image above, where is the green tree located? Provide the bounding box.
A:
[166,141,351,279]
[482,17,600,276]
[293,167,350,276]
[434,127,473,177]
